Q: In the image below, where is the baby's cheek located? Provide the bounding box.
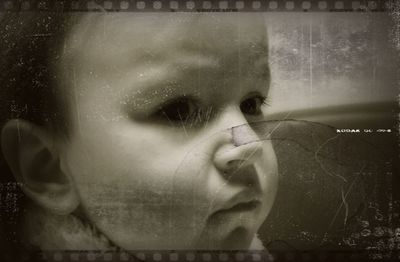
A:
[71,167,190,249]
[259,141,279,209]
[67,136,213,249]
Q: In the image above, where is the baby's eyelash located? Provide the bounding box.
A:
[152,94,271,128]
[261,96,271,107]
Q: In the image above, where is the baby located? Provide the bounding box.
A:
[0,12,278,252]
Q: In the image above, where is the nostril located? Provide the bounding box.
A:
[220,165,260,189]
[226,159,245,169]
[227,160,235,167]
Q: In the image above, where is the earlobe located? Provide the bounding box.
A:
[1,119,79,215]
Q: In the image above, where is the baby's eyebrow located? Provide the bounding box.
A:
[122,53,219,96]
[121,71,199,114]
[122,84,178,112]
[130,51,221,72]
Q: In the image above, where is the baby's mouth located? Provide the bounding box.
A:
[211,187,263,216]
[214,200,261,215]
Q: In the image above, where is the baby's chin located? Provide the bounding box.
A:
[191,226,264,250]
[221,229,264,250]
[249,234,265,250]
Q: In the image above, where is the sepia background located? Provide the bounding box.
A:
[0,2,399,260]
[259,11,398,258]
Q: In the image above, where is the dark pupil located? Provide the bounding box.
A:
[240,98,259,115]
[162,100,191,121]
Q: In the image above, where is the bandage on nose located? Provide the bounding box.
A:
[229,120,306,147]
[230,121,282,147]
[230,122,267,147]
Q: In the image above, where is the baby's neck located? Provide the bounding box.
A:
[22,204,266,251]
[22,204,117,251]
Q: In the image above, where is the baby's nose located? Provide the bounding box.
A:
[214,105,262,143]
[213,139,263,171]
[213,120,264,171]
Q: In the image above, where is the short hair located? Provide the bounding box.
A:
[0,11,81,253]
[0,12,77,134]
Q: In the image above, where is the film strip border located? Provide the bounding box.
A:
[0,0,391,12]
[3,250,400,262]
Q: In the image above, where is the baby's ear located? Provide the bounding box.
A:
[1,119,79,215]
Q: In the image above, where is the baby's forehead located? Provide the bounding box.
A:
[67,13,268,67]
[59,13,270,120]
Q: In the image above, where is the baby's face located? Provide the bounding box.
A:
[60,13,278,250]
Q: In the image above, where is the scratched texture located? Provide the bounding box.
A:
[0,7,399,261]
[265,12,397,113]
[259,11,399,259]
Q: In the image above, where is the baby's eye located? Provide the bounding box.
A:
[155,97,198,122]
[240,95,267,116]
